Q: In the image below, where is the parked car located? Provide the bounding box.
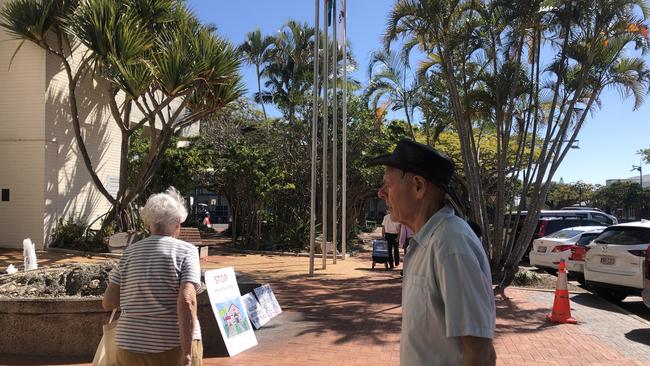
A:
[509,209,618,226]
[566,228,607,284]
[530,226,606,273]
[584,220,650,303]
[561,206,604,211]
[514,217,606,261]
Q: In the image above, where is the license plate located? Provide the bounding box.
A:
[537,246,547,253]
[600,256,615,265]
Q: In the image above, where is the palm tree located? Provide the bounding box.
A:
[238,29,274,119]
[365,49,418,139]
[259,20,315,124]
[385,0,650,290]
[413,70,454,145]
[0,0,244,230]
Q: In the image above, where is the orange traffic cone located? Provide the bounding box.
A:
[546,259,577,324]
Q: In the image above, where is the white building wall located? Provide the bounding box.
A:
[43,44,122,245]
[0,3,122,248]
[605,174,650,189]
[0,2,47,248]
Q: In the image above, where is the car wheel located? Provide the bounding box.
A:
[595,288,627,303]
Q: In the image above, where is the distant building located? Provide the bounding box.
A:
[605,174,650,189]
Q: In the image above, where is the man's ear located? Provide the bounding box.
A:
[413,175,428,199]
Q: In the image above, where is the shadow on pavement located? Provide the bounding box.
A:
[625,328,650,346]
[495,298,554,334]
[270,276,402,346]
[570,293,628,314]
[0,354,91,365]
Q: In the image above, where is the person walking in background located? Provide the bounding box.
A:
[399,222,414,253]
[399,224,414,277]
[381,210,401,269]
[369,140,496,366]
[103,187,203,366]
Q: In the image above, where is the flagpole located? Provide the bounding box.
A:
[309,0,320,275]
[341,0,347,261]
[331,0,338,265]
[321,0,329,270]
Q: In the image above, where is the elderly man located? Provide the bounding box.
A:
[369,140,496,366]
[103,187,203,366]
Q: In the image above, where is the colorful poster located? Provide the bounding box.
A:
[241,293,270,329]
[204,267,257,356]
[253,284,282,319]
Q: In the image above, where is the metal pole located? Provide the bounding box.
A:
[331,0,338,265]
[309,0,320,275]
[321,0,329,270]
[341,0,347,260]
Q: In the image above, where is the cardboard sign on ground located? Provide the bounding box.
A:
[241,293,271,329]
[204,267,257,356]
[253,284,282,319]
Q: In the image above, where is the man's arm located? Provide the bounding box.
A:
[177,282,197,366]
[461,336,496,366]
[102,283,120,311]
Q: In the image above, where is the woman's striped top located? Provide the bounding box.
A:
[109,235,202,353]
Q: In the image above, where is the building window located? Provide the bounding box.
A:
[1,189,9,202]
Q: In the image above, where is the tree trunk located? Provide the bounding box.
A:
[256,64,267,119]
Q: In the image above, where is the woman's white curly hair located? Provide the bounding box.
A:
[140,186,188,234]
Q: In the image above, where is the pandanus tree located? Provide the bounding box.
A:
[0,0,243,230]
[385,0,650,289]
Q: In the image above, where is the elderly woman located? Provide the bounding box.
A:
[103,187,202,366]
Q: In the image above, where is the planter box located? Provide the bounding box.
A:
[0,282,260,359]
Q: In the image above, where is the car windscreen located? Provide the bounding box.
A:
[546,229,583,239]
[576,233,600,246]
[546,220,601,233]
[593,226,650,245]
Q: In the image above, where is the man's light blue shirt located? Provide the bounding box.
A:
[401,204,496,365]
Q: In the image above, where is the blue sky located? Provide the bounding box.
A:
[188,0,650,186]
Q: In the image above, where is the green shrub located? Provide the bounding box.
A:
[513,270,542,286]
[50,217,110,252]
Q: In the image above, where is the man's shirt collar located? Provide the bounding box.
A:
[412,203,455,246]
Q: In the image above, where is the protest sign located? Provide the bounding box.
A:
[204,267,257,356]
[253,284,282,319]
[241,293,270,329]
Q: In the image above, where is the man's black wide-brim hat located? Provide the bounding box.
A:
[367,139,455,194]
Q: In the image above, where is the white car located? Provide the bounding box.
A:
[566,228,606,284]
[529,226,607,271]
[584,220,650,303]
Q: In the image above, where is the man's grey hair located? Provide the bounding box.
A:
[140,187,188,233]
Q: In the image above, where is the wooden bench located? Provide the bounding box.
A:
[178,227,209,258]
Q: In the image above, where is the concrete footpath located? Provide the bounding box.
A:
[1,247,649,365]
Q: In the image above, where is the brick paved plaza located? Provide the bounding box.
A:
[1,247,649,365]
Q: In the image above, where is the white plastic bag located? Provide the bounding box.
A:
[6,264,17,274]
[92,309,118,366]
[22,238,38,271]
